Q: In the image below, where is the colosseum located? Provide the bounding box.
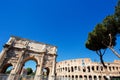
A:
[56,58,120,80]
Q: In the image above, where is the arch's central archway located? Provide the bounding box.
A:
[0,36,57,80]
[21,58,37,75]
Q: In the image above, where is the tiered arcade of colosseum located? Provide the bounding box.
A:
[56,58,120,80]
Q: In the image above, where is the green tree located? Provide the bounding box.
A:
[5,69,11,74]
[108,0,120,58]
[102,0,120,58]
[103,15,120,58]
[85,0,120,68]
[86,24,108,68]
[26,68,33,75]
[115,0,120,33]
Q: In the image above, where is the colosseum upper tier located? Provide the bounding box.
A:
[56,58,120,80]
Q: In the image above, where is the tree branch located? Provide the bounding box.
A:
[109,33,112,47]
[96,51,100,56]
[102,49,107,56]
[108,46,120,58]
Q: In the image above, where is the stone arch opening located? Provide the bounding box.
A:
[68,75,70,79]
[103,76,107,80]
[71,66,74,72]
[79,75,82,79]
[42,67,50,77]
[20,57,38,75]
[72,75,74,80]
[65,67,67,71]
[99,76,101,80]
[65,75,67,80]
[68,67,70,72]
[94,75,97,80]
[76,75,78,80]
[78,66,80,71]
[87,66,90,72]
[84,75,87,80]
[0,63,13,74]
[89,75,92,80]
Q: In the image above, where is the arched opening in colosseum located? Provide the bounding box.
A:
[103,76,106,80]
[100,66,103,71]
[94,75,97,80]
[65,75,67,79]
[113,66,115,71]
[75,75,78,80]
[0,63,13,74]
[87,66,90,72]
[89,75,92,80]
[68,75,70,79]
[75,66,77,71]
[109,66,111,71]
[84,75,87,80]
[79,75,82,80]
[83,67,86,72]
[20,57,38,75]
[71,66,74,72]
[99,76,101,80]
[116,67,118,70]
[68,67,70,72]
[78,66,80,71]
[63,67,64,72]
[72,75,74,80]
[65,67,67,72]
[96,66,99,71]
[92,66,94,71]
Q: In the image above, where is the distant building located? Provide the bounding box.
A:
[56,58,120,80]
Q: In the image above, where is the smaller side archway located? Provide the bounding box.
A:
[0,63,13,74]
[42,67,50,79]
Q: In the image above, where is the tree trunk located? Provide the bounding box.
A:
[100,55,107,68]
[108,46,120,58]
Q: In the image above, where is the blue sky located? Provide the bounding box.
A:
[0,0,120,70]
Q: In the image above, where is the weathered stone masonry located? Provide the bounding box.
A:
[0,36,57,80]
[56,58,120,80]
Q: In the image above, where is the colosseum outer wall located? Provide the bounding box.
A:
[56,58,120,80]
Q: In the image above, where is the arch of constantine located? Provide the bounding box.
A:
[0,36,120,80]
[0,36,57,80]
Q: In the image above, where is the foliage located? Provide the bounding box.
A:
[86,24,107,51]
[31,72,35,76]
[5,69,11,74]
[26,68,33,75]
[85,0,120,67]
[86,24,108,68]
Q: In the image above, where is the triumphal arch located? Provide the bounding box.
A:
[0,36,57,80]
